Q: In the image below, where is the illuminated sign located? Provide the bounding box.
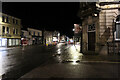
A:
[53,37,58,42]
[74,24,82,33]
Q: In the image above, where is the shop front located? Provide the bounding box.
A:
[0,38,7,47]
[0,38,21,47]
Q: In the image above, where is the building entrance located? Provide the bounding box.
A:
[88,32,95,51]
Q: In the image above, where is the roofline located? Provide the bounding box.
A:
[0,12,21,20]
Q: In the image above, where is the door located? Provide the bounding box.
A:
[88,32,95,51]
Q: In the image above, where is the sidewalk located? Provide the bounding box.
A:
[81,55,120,63]
[73,44,120,63]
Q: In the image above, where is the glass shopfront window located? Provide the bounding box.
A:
[16,39,19,45]
[13,39,16,46]
[8,39,12,46]
[2,38,7,46]
[0,39,2,46]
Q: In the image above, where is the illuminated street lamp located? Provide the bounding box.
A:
[73,29,75,31]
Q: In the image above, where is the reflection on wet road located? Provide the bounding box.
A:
[0,45,57,79]
[54,43,83,65]
[0,43,83,79]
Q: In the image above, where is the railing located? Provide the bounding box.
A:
[107,41,120,54]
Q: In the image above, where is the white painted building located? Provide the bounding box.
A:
[27,28,42,45]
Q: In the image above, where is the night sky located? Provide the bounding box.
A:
[2,2,81,37]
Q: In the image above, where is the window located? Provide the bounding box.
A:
[115,15,120,40]
[34,32,35,36]
[88,24,95,31]
[38,32,40,36]
[6,17,9,23]
[7,27,9,34]
[13,28,15,34]
[16,20,18,24]
[115,23,120,40]
[13,19,15,24]
[3,26,5,34]
[29,31,31,35]
[2,16,5,22]
[22,32,24,36]
[16,29,18,34]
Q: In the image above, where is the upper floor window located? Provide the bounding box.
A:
[16,29,18,34]
[16,20,18,25]
[7,27,9,34]
[13,19,15,24]
[13,28,15,34]
[2,16,5,22]
[22,32,24,35]
[2,26,5,34]
[6,17,9,23]
[29,31,31,35]
[34,32,35,36]
[38,32,40,36]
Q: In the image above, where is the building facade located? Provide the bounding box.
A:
[44,31,53,45]
[27,28,42,45]
[52,31,60,43]
[0,12,21,47]
[78,2,120,55]
[21,30,32,45]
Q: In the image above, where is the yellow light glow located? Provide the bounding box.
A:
[98,4,120,9]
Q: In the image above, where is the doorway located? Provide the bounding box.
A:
[88,32,95,51]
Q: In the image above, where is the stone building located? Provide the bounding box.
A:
[78,2,120,55]
[27,28,42,45]
[0,12,21,47]
[21,30,32,45]
[44,31,53,45]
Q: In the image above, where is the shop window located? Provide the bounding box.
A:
[16,39,19,45]
[2,26,5,34]
[2,38,7,46]
[8,39,12,46]
[0,39,1,46]
[13,39,16,45]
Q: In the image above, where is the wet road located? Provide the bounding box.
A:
[1,45,58,79]
[20,43,120,79]
[1,43,120,79]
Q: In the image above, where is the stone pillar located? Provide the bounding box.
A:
[82,18,88,53]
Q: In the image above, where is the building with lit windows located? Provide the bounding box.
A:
[78,2,120,55]
[44,30,53,45]
[0,12,21,47]
[27,28,42,45]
